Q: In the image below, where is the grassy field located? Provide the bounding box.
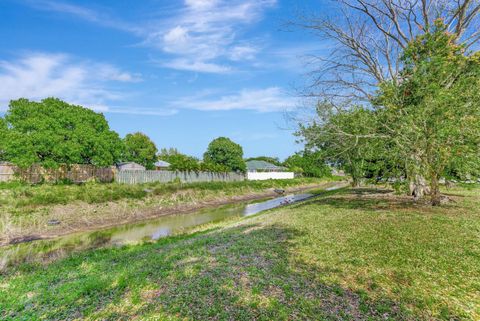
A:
[0,177,339,243]
[1,185,479,320]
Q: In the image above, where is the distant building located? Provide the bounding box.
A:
[246,160,286,172]
[245,160,294,180]
[155,160,171,170]
[116,162,145,171]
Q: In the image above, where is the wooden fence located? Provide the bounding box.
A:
[115,170,245,184]
[1,164,115,184]
[0,163,15,182]
[0,164,245,185]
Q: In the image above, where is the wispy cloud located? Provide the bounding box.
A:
[150,0,276,73]
[21,0,277,74]
[172,87,296,112]
[22,0,141,33]
[0,53,143,113]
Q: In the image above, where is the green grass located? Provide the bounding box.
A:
[1,185,479,320]
[0,177,337,208]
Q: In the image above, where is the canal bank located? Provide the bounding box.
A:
[1,181,347,269]
[1,178,346,247]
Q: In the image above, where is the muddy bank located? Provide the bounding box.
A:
[1,181,347,246]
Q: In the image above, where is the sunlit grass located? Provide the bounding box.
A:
[1,185,478,320]
[0,177,336,208]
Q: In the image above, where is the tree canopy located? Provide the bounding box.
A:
[283,150,331,178]
[123,132,158,170]
[298,20,480,204]
[297,105,387,185]
[374,21,480,204]
[158,148,201,172]
[0,98,123,168]
[295,1,480,205]
[158,148,230,172]
[203,137,246,172]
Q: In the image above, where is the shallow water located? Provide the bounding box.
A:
[0,183,345,269]
[110,193,313,244]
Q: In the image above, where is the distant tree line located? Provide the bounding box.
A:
[157,137,246,173]
[0,98,247,173]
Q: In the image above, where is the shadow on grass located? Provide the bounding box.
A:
[0,222,413,320]
[295,187,449,212]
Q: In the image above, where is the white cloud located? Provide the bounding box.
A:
[185,0,219,10]
[172,87,296,112]
[229,45,258,61]
[149,0,276,72]
[0,53,140,112]
[96,65,143,82]
[21,0,278,74]
[163,59,231,74]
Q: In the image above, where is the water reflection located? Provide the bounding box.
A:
[243,193,312,216]
[0,184,345,270]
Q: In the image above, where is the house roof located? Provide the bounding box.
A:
[116,162,144,167]
[155,160,171,167]
[246,160,285,171]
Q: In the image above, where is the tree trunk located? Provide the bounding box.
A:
[430,174,441,206]
[409,174,430,201]
[351,178,361,188]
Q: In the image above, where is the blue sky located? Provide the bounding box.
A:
[0,0,330,160]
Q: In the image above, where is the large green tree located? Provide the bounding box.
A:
[203,137,246,172]
[1,98,123,168]
[123,132,158,170]
[295,0,480,203]
[375,21,480,205]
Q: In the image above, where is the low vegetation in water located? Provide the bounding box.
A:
[1,185,478,320]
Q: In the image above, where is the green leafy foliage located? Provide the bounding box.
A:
[158,148,230,172]
[283,150,331,178]
[199,161,230,172]
[375,20,480,204]
[298,104,387,186]
[0,117,7,160]
[123,132,158,169]
[0,98,123,168]
[158,148,200,171]
[204,137,246,172]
